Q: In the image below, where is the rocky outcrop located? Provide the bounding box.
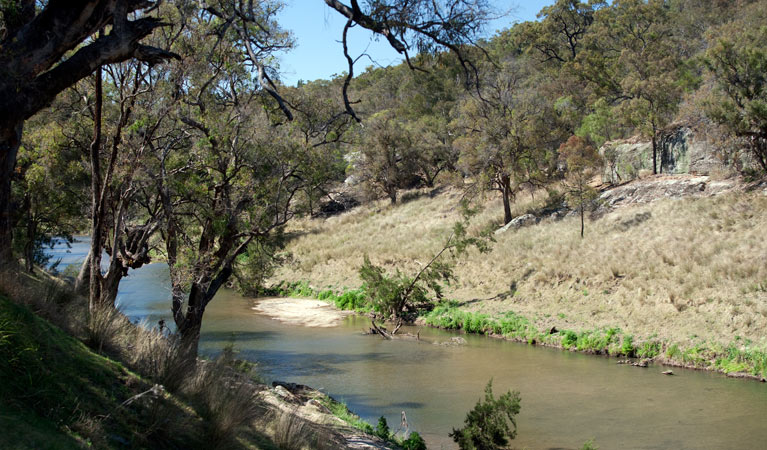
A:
[600,126,731,184]
[598,175,738,210]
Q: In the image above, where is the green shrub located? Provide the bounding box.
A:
[637,341,662,359]
[401,431,427,450]
[561,330,578,348]
[450,380,521,450]
[375,416,390,440]
[620,335,635,357]
[335,289,369,311]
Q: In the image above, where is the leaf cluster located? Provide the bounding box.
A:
[450,380,522,450]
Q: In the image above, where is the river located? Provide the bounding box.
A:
[48,238,767,449]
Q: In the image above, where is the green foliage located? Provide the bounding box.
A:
[450,380,521,450]
[560,135,603,237]
[375,416,391,440]
[621,335,635,357]
[401,431,428,450]
[561,330,578,348]
[576,98,616,148]
[234,236,286,296]
[581,438,599,450]
[703,4,767,172]
[273,280,317,298]
[637,340,662,359]
[333,290,369,311]
[358,206,491,320]
[359,255,428,319]
[0,294,195,448]
[319,396,374,434]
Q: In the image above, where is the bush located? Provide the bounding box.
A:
[637,340,662,358]
[401,431,427,450]
[450,380,521,450]
[561,330,578,348]
[375,416,390,440]
[334,289,369,311]
[621,335,635,357]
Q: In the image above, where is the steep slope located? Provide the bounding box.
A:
[271,175,767,350]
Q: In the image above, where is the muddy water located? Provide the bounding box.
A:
[51,239,767,449]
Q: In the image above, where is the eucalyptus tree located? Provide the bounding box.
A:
[703,2,767,173]
[574,0,684,174]
[559,135,603,238]
[355,111,419,204]
[153,0,493,358]
[12,113,88,273]
[454,58,559,225]
[82,54,183,311]
[0,1,177,267]
[323,0,494,121]
[523,0,607,66]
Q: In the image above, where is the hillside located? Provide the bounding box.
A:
[271,175,767,352]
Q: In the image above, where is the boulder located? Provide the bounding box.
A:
[495,213,539,234]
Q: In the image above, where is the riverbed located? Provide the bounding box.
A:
[49,238,767,449]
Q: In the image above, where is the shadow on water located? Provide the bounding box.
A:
[201,330,280,343]
[228,349,401,377]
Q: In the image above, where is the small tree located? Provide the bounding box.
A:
[355,112,420,204]
[450,380,522,450]
[359,205,492,328]
[560,136,603,238]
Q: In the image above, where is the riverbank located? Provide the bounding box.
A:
[267,176,767,381]
[268,284,767,382]
[0,270,398,449]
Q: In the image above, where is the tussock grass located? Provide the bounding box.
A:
[272,185,767,354]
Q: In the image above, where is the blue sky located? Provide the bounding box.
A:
[276,1,554,86]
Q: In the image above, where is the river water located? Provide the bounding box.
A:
[48,238,767,449]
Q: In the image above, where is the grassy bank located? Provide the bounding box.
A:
[268,179,767,380]
[0,271,397,449]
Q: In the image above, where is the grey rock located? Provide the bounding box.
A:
[495,213,539,234]
[599,126,748,184]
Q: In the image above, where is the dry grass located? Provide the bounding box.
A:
[271,184,767,348]
[272,407,316,450]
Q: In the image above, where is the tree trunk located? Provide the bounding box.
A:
[99,267,124,308]
[0,123,22,268]
[580,204,585,239]
[24,204,36,273]
[501,174,512,225]
[388,188,397,204]
[88,66,104,313]
[652,129,658,175]
[175,286,209,362]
